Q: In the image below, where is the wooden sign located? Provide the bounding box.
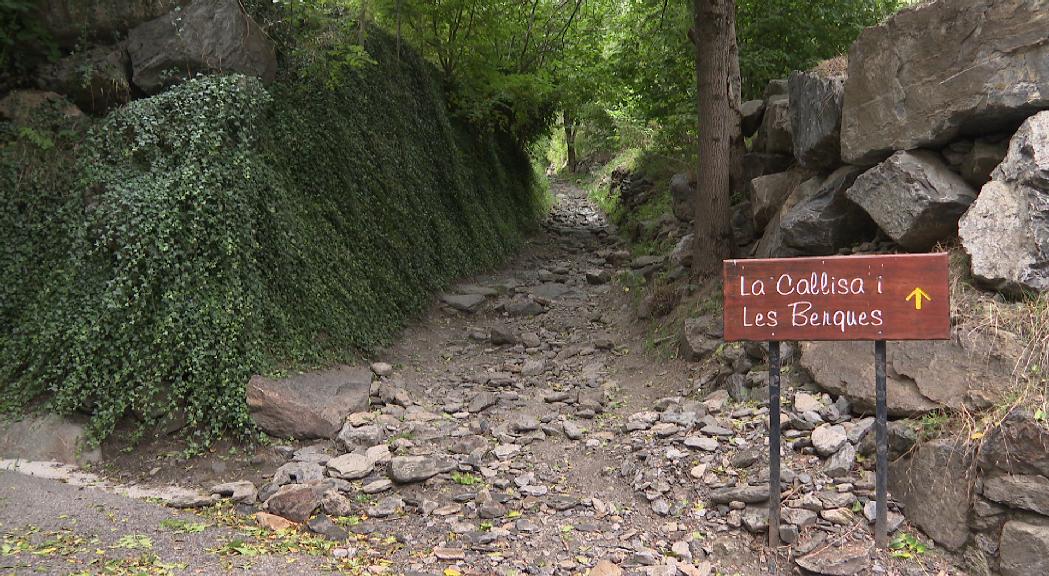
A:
[723,253,950,342]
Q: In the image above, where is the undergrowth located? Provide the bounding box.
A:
[0,31,546,446]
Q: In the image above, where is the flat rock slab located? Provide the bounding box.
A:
[795,542,870,576]
[0,414,100,465]
[440,293,486,313]
[247,365,371,440]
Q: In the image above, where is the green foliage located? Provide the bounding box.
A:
[0,31,545,445]
[737,0,903,98]
[890,531,928,559]
[0,0,55,80]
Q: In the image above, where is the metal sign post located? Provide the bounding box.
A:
[768,340,781,548]
[721,253,950,550]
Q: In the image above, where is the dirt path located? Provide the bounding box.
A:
[1,179,962,575]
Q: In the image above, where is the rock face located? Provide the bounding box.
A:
[753,96,792,155]
[979,408,1049,477]
[779,166,873,255]
[890,439,973,550]
[127,0,277,94]
[788,70,844,169]
[960,111,1049,294]
[846,150,977,250]
[999,519,1049,576]
[800,338,1011,416]
[247,366,371,440]
[35,44,130,115]
[748,169,807,232]
[37,0,190,48]
[0,414,101,465]
[841,0,1049,165]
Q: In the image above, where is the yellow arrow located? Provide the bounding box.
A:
[906,287,931,310]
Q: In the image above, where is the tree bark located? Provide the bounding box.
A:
[564,110,578,173]
[691,0,738,281]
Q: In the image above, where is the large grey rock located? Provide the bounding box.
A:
[742,152,794,189]
[780,166,874,255]
[679,315,723,362]
[0,414,100,465]
[740,99,765,137]
[961,137,1009,187]
[670,173,694,221]
[336,423,384,453]
[0,90,82,125]
[247,366,371,440]
[1000,519,1049,576]
[264,483,320,523]
[709,485,769,504]
[982,474,1049,516]
[126,0,277,94]
[800,337,1013,416]
[980,408,1049,477]
[795,542,870,576]
[960,112,1049,294]
[749,169,808,232]
[753,95,792,155]
[440,293,486,313]
[36,0,189,48]
[846,150,977,250]
[841,0,1049,165]
[788,70,845,169]
[890,439,972,550]
[326,453,375,480]
[35,43,130,115]
[811,424,847,458]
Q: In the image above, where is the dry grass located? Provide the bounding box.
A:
[940,244,1049,441]
[810,55,848,78]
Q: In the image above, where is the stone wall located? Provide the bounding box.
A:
[672,1,1049,573]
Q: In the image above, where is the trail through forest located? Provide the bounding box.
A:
[1,179,957,575]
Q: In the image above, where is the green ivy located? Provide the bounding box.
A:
[0,30,546,446]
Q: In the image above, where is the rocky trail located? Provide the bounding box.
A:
[2,179,963,576]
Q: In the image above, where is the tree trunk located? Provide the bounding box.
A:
[691,0,738,281]
[564,110,578,173]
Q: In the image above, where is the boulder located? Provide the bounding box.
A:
[731,202,755,247]
[670,173,694,221]
[763,79,787,99]
[671,234,694,269]
[846,150,977,251]
[246,366,371,440]
[0,90,82,125]
[679,315,723,362]
[979,408,1049,477]
[889,439,972,550]
[742,152,794,189]
[753,95,791,155]
[749,169,807,232]
[264,484,320,523]
[788,70,845,169]
[811,424,847,458]
[841,0,1049,165]
[961,137,1009,187]
[0,414,101,465]
[1000,519,1049,576]
[740,99,765,137]
[127,0,277,94]
[960,112,1049,294]
[797,333,1011,415]
[780,166,874,255]
[982,474,1049,516]
[440,293,486,313]
[35,43,131,116]
[36,0,189,48]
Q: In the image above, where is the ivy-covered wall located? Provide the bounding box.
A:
[0,31,546,444]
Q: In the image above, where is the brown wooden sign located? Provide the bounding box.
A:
[723,253,950,342]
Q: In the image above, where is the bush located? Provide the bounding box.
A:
[0,31,546,445]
